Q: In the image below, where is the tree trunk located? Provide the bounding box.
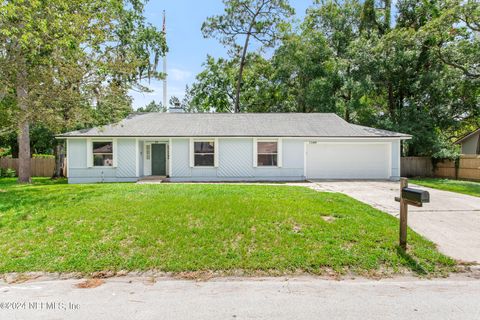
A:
[234,32,252,113]
[53,142,65,178]
[384,0,391,32]
[16,61,31,183]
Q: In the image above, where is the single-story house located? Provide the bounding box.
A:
[57,113,411,184]
[454,128,480,155]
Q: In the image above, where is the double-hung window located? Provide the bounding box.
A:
[194,141,215,167]
[257,141,278,166]
[93,141,113,167]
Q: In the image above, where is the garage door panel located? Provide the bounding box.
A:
[306,143,390,179]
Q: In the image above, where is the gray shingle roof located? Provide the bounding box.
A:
[58,113,411,138]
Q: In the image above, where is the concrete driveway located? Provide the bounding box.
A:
[312,181,480,263]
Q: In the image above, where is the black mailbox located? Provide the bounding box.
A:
[401,187,430,205]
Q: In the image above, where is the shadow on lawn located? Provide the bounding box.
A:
[0,182,100,216]
[396,246,427,275]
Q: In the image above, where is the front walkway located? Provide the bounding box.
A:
[136,176,168,184]
[311,180,480,263]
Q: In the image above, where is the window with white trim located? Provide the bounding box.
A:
[92,141,113,167]
[146,144,151,160]
[194,141,215,167]
[257,141,278,166]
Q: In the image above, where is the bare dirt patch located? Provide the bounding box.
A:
[322,216,337,222]
[75,278,105,289]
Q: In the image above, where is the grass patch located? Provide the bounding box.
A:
[0,178,455,276]
[410,178,480,197]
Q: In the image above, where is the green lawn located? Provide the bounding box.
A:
[0,178,455,276]
[411,178,480,198]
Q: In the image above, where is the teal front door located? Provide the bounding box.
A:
[151,144,167,176]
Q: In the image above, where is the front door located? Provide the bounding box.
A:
[151,144,166,176]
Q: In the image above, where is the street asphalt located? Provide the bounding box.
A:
[1,275,480,320]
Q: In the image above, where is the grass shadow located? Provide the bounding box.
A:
[396,246,427,275]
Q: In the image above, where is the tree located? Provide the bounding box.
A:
[186,56,238,112]
[305,0,364,121]
[347,1,478,156]
[420,0,480,80]
[186,53,280,113]
[201,0,294,112]
[189,0,478,157]
[137,100,165,112]
[168,96,181,109]
[271,31,336,113]
[0,0,167,183]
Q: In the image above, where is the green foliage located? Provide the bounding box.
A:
[411,178,480,198]
[201,0,294,50]
[187,0,479,157]
[30,125,55,155]
[32,154,55,159]
[0,168,16,178]
[137,100,166,113]
[0,147,11,157]
[0,0,167,181]
[0,180,455,275]
[202,0,295,112]
[187,56,237,112]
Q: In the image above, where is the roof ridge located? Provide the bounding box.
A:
[129,112,339,115]
[56,113,411,138]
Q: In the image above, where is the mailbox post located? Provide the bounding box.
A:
[395,178,430,250]
[399,178,409,250]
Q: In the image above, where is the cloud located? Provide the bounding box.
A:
[168,68,192,81]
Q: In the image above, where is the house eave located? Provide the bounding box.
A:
[454,128,480,144]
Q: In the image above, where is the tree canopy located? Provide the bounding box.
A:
[187,0,479,157]
[202,0,294,112]
[0,0,167,182]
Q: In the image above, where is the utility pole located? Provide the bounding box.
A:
[162,10,167,109]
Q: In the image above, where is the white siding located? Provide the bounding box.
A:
[67,136,403,183]
[138,140,144,177]
[116,139,137,177]
[218,139,254,177]
[170,138,305,181]
[461,132,479,154]
[391,140,401,180]
[68,139,87,168]
[171,138,191,177]
[68,138,139,183]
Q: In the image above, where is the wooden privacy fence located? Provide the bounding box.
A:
[401,157,434,177]
[401,155,480,181]
[0,158,56,177]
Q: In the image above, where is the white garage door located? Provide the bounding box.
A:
[306,143,390,179]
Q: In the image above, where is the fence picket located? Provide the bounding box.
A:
[0,158,55,177]
[401,155,480,181]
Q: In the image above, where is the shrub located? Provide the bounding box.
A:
[0,147,12,157]
[0,168,16,178]
[32,154,55,159]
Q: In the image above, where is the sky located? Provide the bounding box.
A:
[130,0,313,110]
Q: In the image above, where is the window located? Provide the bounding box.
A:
[194,141,215,166]
[257,141,278,166]
[146,145,151,160]
[93,141,113,167]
